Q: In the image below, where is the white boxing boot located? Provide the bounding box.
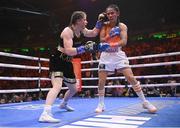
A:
[39,113,60,123]
[95,103,105,113]
[143,100,157,113]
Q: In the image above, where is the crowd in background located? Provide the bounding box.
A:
[0,30,180,104]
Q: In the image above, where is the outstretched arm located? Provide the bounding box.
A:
[82,27,100,37]
[82,13,105,37]
[60,27,109,56]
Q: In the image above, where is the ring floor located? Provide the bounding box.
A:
[0,97,180,128]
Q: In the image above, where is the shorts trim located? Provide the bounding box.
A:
[50,71,63,78]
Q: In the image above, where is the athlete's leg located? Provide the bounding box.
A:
[120,67,157,113]
[95,70,108,113]
[39,72,63,123]
[60,78,77,111]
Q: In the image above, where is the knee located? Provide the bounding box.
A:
[50,87,61,95]
[69,84,78,94]
[71,87,78,96]
[98,79,106,87]
[126,75,137,85]
[73,86,78,93]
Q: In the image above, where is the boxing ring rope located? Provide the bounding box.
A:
[81,61,180,71]
[81,51,180,64]
[82,74,180,80]
[82,83,180,89]
[0,51,180,94]
[0,52,49,61]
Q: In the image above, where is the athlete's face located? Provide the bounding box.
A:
[78,15,87,30]
[106,8,119,22]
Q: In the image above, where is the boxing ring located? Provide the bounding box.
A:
[0,51,180,128]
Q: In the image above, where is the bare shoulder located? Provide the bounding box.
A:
[61,27,73,38]
[119,22,128,31]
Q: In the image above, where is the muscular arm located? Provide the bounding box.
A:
[82,13,106,37]
[60,27,78,56]
[59,27,108,56]
[119,23,128,46]
[82,27,100,37]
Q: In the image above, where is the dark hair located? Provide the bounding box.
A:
[106,4,120,13]
[106,4,120,26]
[70,11,86,25]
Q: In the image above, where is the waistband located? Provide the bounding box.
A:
[104,47,121,53]
[56,50,73,62]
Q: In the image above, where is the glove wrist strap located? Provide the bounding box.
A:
[95,21,103,29]
[76,46,85,54]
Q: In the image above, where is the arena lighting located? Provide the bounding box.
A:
[177,31,180,36]
[39,47,46,51]
[20,48,29,52]
[3,49,11,52]
[137,36,144,40]
[166,33,177,39]
[3,48,50,53]
[152,33,167,39]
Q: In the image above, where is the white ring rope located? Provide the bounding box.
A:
[0,74,179,81]
[0,63,48,70]
[82,74,180,80]
[82,83,180,89]
[1,51,179,63]
[81,61,180,71]
[0,51,179,94]
[0,83,179,94]
[0,77,50,81]
[81,51,180,64]
[0,52,49,61]
[0,74,180,81]
[0,61,179,72]
[0,63,49,70]
[0,61,179,71]
[0,87,68,94]
[131,61,180,68]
